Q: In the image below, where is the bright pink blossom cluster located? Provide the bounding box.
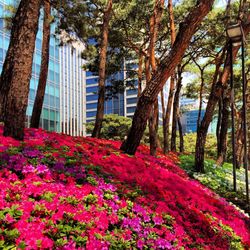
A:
[0,126,249,249]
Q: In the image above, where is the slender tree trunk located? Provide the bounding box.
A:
[216,96,222,155]
[216,89,230,165]
[195,14,250,172]
[163,0,176,153]
[92,0,112,138]
[145,55,158,155]
[197,69,205,128]
[121,0,215,155]
[178,115,184,152]
[171,66,182,151]
[235,116,243,168]
[30,0,51,128]
[0,0,42,140]
[195,44,242,172]
[137,52,143,98]
[165,78,175,152]
[147,0,164,156]
[161,90,167,152]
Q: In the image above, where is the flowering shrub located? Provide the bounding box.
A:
[0,126,250,249]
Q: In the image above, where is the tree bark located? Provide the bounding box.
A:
[92,0,112,138]
[235,115,243,169]
[147,0,164,156]
[0,0,42,140]
[137,52,143,98]
[178,115,184,152]
[216,96,222,155]
[197,68,205,128]
[171,65,182,151]
[30,0,51,128]
[121,0,215,155]
[164,77,175,152]
[216,89,230,166]
[161,90,167,152]
[163,0,176,153]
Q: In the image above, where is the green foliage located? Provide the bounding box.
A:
[87,114,132,141]
[179,154,249,213]
[181,133,217,159]
[87,114,150,144]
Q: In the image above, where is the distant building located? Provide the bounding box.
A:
[180,110,205,133]
[86,59,169,123]
[59,36,86,136]
[180,102,217,134]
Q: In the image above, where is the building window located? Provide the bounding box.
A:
[127,97,137,105]
[87,103,97,110]
[87,111,96,118]
[127,106,136,114]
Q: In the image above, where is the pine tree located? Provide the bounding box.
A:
[0,0,42,140]
[120,0,215,155]
[30,0,51,128]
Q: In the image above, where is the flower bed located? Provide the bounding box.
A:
[0,127,249,249]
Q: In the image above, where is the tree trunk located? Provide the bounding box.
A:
[171,66,182,151]
[197,69,205,128]
[137,52,143,98]
[149,101,159,155]
[178,115,184,152]
[0,0,42,140]
[145,55,158,156]
[163,0,176,153]
[161,90,167,152]
[195,11,250,170]
[216,96,222,155]
[30,0,51,128]
[164,78,175,152]
[235,119,243,168]
[195,43,244,172]
[147,0,164,156]
[92,0,112,138]
[121,0,215,155]
[216,89,230,166]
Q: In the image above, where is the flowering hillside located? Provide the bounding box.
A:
[0,127,250,249]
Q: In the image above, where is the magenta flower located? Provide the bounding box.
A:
[22,164,35,174]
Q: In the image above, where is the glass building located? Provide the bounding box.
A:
[0,0,60,131]
[86,70,125,123]
[0,1,86,136]
[59,36,86,136]
[86,59,169,123]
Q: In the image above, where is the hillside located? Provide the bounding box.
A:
[0,126,249,249]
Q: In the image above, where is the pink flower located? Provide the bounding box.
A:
[5,214,15,223]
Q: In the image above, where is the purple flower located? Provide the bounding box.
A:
[23,148,40,158]
[137,239,145,249]
[153,216,163,225]
[36,164,49,174]
[133,204,145,214]
[155,239,172,249]
[53,162,65,171]
[122,217,142,232]
[22,164,35,174]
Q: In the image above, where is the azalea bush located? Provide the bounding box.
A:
[0,126,250,249]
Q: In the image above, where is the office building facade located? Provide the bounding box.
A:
[0,1,86,136]
[86,60,169,123]
[59,38,86,136]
